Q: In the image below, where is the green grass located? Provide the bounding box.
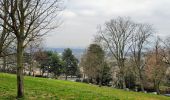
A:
[0,73,169,100]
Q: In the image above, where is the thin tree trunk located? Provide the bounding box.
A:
[156,85,160,95]
[17,40,24,98]
[29,61,33,76]
[29,65,31,76]
[47,69,49,78]
[3,56,6,72]
[139,71,145,92]
[33,71,35,77]
[119,70,126,89]
[65,74,68,80]
[155,81,160,95]
[65,68,68,80]
[157,86,160,95]
[99,79,102,87]
[140,80,145,92]
[83,74,85,79]
[122,75,126,89]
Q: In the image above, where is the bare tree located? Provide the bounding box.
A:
[145,37,167,94]
[161,37,170,65]
[25,38,43,76]
[0,1,16,72]
[130,24,153,92]
[96,17,136,89]
[0,0,63,98]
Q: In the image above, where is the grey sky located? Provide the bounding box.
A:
[45,0,170,48]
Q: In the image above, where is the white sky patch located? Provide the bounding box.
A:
[63,10,77,18]
[45,0,170,48]
[79,10,97,16]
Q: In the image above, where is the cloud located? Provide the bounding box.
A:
[63,10,77,18]
[45,0,170,48]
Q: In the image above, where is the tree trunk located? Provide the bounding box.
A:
[29,65,31,76]
[119,60,126,89]
[122,75,126,89]
[155,81,160,95]
[16,40,24,98]
[99,79,102,87]
[139,71,145,92]
[29,61,33,76]
[3,56,6,72]
[140,80,145,92]
[47,69,49,78]
[65,68,68,80]
[65,74,68,80]
[118,71,126,89]
[156,86,160,95]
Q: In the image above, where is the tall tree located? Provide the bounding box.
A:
[0,2,15,72]
[130,23,153,92]
[49,52,63,78]
[25,38,42,76]
[96,17,136,89]
[0,0,62,98]
[161,37,170,65]
[34,49,49,76]
[145,37,167,94]
[62,48,78,80]
[80,44,105,85]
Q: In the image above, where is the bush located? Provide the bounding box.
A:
[75,79,81,82]
[82,79,88,83]
[35,75,43,77]
[160,87,170,94]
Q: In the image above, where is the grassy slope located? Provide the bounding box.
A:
[0,73,169,100]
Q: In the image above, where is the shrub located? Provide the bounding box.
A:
[82,79,88,83]
[75,79,81,82]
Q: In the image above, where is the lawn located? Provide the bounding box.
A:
[0,73,169,100]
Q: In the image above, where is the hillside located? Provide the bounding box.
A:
[0,73,169,100]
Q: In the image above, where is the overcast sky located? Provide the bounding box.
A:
[45,0,170,48]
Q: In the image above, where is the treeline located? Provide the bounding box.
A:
[80,17,170,95]
[0,48,80,80]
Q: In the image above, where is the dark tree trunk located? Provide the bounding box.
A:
[65,74,68,80]
[155,81,160,95]
[65,68,68,80]
[16,40,24,98]
[140,80,145,92]
[29,63,33,76]
[119,60,126,89]
[47,70,49,78]
[3,56,6,72]
[139,71,145,92]
[99,79,102,87]
[156,86,160,95]
[122,75,126,89]
[29,71,31,76]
